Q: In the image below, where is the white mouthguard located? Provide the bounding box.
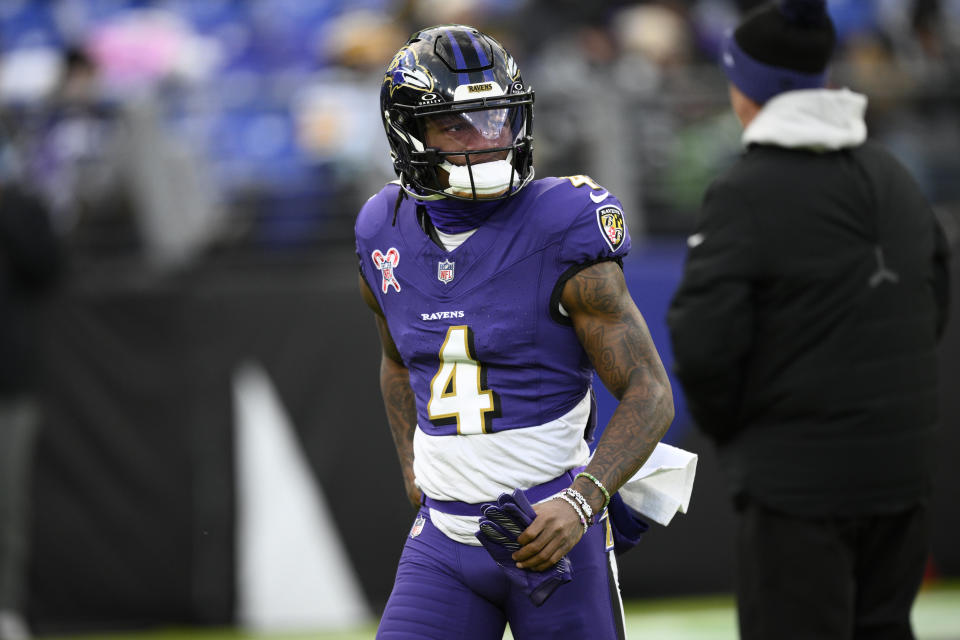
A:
[441,159,519,197]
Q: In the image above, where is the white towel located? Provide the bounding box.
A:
[614,442,698,526]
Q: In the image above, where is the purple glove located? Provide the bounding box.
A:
[475,489,573,606]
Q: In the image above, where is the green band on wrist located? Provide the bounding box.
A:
[575,471,611,510]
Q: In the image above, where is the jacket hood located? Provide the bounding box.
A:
[742,88,868,151]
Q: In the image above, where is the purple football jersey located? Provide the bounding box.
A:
[355,177,631,436]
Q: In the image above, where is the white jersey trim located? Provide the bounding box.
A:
[414,390,592,545]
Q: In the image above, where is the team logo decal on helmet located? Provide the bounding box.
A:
[597,205,626,252]
[384,46,435,97]
[505,54,520,82]
[371,248,402,293]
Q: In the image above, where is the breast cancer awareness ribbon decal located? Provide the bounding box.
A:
[371,248,401,293]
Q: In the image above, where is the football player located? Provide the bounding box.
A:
[355,25,674,639]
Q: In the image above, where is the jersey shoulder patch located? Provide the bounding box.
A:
[595,204,626,252]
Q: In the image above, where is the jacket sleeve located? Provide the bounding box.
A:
[666,179,757,442]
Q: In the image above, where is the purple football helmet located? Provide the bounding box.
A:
[380,25,535,201]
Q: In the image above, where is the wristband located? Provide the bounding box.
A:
[575,472,611,510]
[563,487,595,526]
[552,494,588,535]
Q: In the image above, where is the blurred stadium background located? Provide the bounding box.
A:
[0,0,957,638]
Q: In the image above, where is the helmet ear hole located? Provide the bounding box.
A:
[380,25,535,201]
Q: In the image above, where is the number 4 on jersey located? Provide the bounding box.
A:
[562,174,602,190]
[428,326,500,434]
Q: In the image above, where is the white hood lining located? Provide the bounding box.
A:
[742,88,868,151]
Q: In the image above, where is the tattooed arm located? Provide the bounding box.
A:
[567,261,674,509]
[514,261,674,570]
[360,273,421,509]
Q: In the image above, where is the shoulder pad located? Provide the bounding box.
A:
[355,183,401,240]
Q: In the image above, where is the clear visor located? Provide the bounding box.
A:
[422,106,525,155]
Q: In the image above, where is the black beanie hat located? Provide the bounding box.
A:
[721,0,836,104]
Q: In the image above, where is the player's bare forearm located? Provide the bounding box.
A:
[360,274,421,508]
[380,349,420,507]
[563,261,674,513]
[516,262,673,572]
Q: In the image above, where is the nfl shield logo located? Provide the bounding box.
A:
[437,259,455,283]
[410,514,426,538]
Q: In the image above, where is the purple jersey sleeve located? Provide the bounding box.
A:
[355,184,399,296]
[531,177,631,322]
[556,185,631,270]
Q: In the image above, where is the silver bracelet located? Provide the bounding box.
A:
[552,494,588,535]
[563,487,595,525]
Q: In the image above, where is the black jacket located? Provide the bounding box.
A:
[667,139,950,517]
[0,185,63,395]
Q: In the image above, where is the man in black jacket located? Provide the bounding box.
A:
[667,1,950,639]
[0,174,62,640]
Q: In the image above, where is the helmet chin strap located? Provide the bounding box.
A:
[440,157,520,198]
[398,178,446,201]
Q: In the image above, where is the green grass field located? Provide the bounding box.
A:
[41,582,960,640]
